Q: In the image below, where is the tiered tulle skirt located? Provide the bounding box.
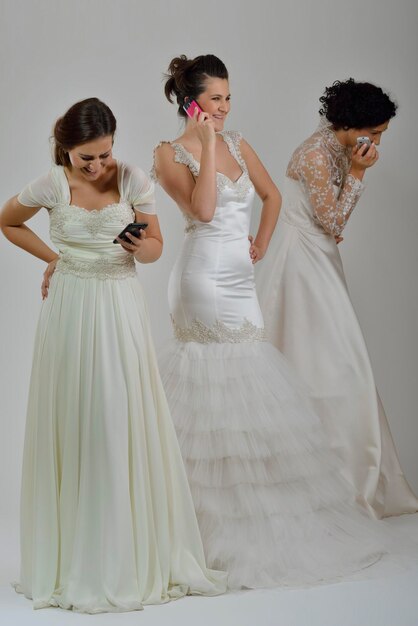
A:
[159,338,389,589]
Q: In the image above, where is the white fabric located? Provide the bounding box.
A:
[257,130,418,518]
[14,162,227,613]
[18,160,157,214]
[156,131,400,590]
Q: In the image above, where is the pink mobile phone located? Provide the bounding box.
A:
[183,99,203,119]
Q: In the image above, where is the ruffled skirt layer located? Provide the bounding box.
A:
[159,339,390,589]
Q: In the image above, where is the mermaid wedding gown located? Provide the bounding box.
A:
[154,131,393,590]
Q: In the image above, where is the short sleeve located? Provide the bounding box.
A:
[120,163,156,215]
[18,169,62,210]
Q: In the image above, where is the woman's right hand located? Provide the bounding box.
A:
[41,257,59,300]
[192,109,216,147]
[351,142,379,172]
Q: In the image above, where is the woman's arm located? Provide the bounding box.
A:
[154,115,217,222]
[241,139,281,263]
[0,196,57,262]
[298,145,378,237]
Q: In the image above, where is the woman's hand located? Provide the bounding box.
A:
[115,228,147,258]
[351,142,379,173]
[192,109,216,148]
[249,235,265,264]
[41,256,59,300]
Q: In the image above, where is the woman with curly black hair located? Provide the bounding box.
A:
[257,79,418,519]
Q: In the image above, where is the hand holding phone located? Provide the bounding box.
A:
[183,99,203,119]
[356,136,372,153]
[113,222,148,244]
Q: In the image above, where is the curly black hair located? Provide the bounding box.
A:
[319,78,397,130]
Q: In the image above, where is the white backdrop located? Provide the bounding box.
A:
[1,0,417,584]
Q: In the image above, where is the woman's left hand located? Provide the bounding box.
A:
[41,256,59,300]
[249,235,265,264]
[115,229,147,257]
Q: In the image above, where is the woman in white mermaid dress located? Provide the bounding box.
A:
[257,80,418,519]
[153,56,393,589]
[0,98,226,612]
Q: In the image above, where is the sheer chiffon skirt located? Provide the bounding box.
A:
[15,272,227,613]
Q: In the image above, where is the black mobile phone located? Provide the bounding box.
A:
[113,222,148,244]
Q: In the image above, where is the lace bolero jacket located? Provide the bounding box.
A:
[286,119,365,237]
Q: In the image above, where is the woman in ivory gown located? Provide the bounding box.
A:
[0,98,226,613]
[152,55,397,590]
[256,79,418,519]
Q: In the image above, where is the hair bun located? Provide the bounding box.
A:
[164,54,196,104]
[163,54,228,118]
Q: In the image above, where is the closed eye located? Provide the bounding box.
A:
[80,152,111,161]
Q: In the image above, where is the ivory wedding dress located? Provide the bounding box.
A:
[13,161,227,612]
[257,120,418,518]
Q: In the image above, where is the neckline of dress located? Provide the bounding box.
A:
[60,160,123,212]
[317,121,348,156]
[172,132,246,185]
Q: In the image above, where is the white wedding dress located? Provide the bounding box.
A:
[256,120,418,519]
[13,162,227,613]
[154,131,394,590]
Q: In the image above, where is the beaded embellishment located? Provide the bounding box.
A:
[55,254,136,280]
[172,317,266,344]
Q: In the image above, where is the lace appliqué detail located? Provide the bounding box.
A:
[55,254,136,280]
[172,317,266,344]
[286,119,365,237]
[152,137,253,202]
[184,215,197,234]
[50,203,135,238]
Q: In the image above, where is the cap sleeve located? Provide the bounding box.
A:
[120,162,156,215]
[17,167,64,210]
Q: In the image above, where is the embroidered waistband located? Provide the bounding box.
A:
[172,317,266,344]
[55,255,136,280]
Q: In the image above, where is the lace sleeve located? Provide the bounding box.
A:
[297,149,364,237]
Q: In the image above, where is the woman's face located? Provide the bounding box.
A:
[67,135,114,181]
[193,78,231,132]
[348,121,389,147]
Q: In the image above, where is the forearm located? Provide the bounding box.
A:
[190,145,217,222]
[1,224,58,262]
[134,237,163,263]
[254,190,282,253]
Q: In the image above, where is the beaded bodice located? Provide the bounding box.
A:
[153,130,265,345]
[152,131,254,234]
[51,202,137,280]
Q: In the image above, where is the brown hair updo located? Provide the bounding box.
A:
[164,54,229,118]
[53,97,117,166]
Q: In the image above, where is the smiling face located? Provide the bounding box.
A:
[67,135,114,181]
[194,77,231,132]
[347,121,390,147]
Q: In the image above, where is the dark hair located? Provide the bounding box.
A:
[319,78,397,130]
[53,97,117,166]
[164,54,229,117]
